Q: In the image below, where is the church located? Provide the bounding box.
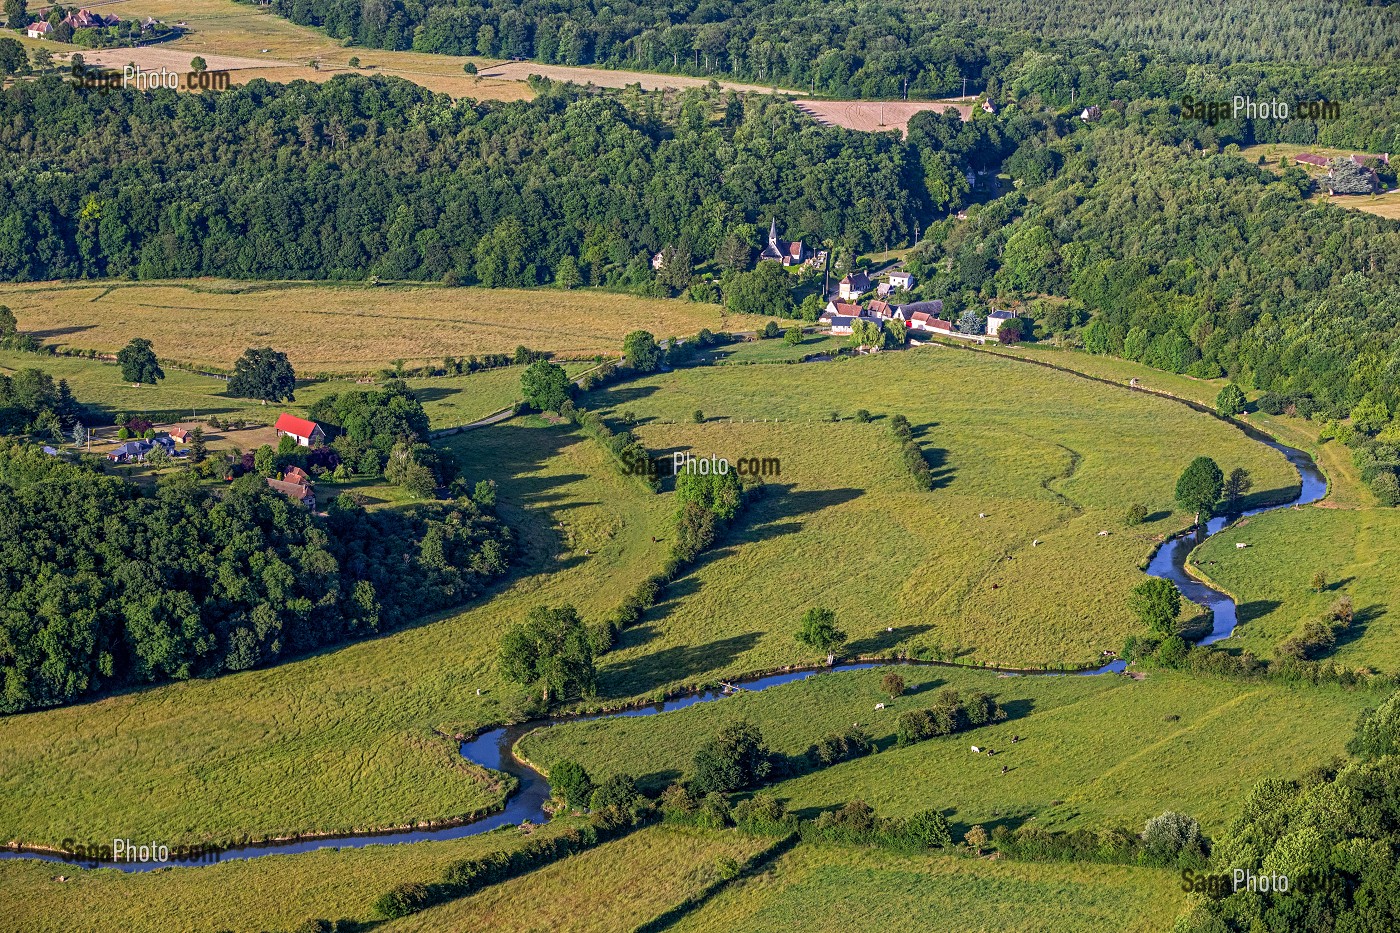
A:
[758,218,807,266]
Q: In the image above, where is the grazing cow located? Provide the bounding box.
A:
[1011,735,1019,743]
[970,745,981,753]
[875,702,886,711]
[1001,765,1008,775]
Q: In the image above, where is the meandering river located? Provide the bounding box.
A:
[2,418,1326,872]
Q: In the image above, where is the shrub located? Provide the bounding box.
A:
[1256,392,1287,415]
[690,720,771,793]
[1124,503,1149,526]
[551,759,593,810]
[1141,811,1205,866]
[881,670,905,698]
[374,882,432,919]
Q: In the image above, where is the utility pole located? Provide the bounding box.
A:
[962,75,967,99]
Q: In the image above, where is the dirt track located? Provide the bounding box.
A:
[795,99,973,135]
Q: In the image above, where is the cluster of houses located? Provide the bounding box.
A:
[24,9,164,39]
[820,294,1017,342]
[267,465,316,510]
[267,413,325,508]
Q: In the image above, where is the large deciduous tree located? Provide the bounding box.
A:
[520,360,571,413]
[117,338,164,385]
[228,348,297,403]
[795,606,846,657]
[1127,577,1182,637]
[1175,456,1223,526]
[498,604,597,702]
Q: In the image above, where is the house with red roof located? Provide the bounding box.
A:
[267,477,316,509]
[274,413,325,447]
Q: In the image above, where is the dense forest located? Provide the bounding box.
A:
[0,445,511,713]
[0,75,949,285]
[905,120,1400,421]
[260,0,1400,91]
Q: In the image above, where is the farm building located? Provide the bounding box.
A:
[275,413,325,447]
[267,478,316,509]
[893,300,944,324]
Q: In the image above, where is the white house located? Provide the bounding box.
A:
[985,309,1017,337]
[887,270,914,291]
[821,300,863,323]
[26,21,53,38]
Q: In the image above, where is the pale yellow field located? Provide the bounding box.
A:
[477,60,802,95]
[0,281,776,373]
[796,99,972,135]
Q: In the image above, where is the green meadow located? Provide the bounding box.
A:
[1193,507,1400,670]
[591,348,1297,676]
[382,825,771,932]
[0,823,567,933]
[670,842,1188,933]
[521,666,1373,834]
[0,348,561,431]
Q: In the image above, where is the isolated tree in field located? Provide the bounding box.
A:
[521,360,571,413]
[1175,456,1223,526]
[0,304,15,336]
[690,720,771,793]
[882,670,906,698]
[1124,503,1149,526]
[190,56,207,73]
[622,330,660,372]
[117,338,164,385]
[1312,570,1328,593]
[1222,467,1252,511]
[674,467,741,520]
[228,348,296,403]
[498,604,596,703]
[964,825,989,853]
[71,423,87,448]
[796,607,846,657]
[784,325,802,346]
[1216,384,1247,416]
[1128,577,1182,637]
[762,320,781,339]
[550,759,593,810]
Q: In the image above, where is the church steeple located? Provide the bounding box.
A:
[768,217,779,248]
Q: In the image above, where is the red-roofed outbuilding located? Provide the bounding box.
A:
[274,413,325,447]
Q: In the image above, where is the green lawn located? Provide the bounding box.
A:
[0,823,567,933]
[1192,507,1400,670]
[670,843,1188,933]
[0,420,673,849]
[704,333,847,365]
[522,665,1373,834]
[587,348,1297,677]
[383,825,771,932]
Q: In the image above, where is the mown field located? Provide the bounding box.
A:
[0,823,563,933]
[522,666,1374,834]
[383,825,771,932]
[589,348,1297,676]
[670,843,1188,933]
[0,281,775,372]
[1193,508,1400,670]
[0,419,673,849]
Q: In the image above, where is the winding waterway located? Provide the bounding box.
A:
[2,420,1327,873]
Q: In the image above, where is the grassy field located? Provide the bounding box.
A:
[1193,508,1400,670]
[0,348,564,433]
[522,666,1373,834]
[383,825,772,932]
[586,348,1296,678]
[670,843,1188,933]
[0,823,565,933]
[0,280,776,373]
[705,333,848,365]
[0,419,673,849]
